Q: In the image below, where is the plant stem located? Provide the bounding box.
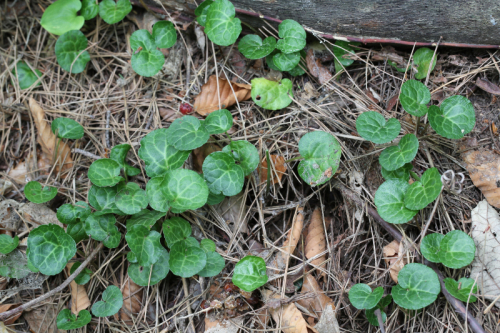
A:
[410,171,421,181]
[374,309,386,333]
[415,116,421,135]
[284,156,303,163]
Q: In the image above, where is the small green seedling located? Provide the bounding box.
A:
[84,213,121,248]
[404,167,442,210]
[91,285,123,317]
[153,21,177,49]
[110,144,140,177]
[51,117,85,139]
[330,40,360,74]
[125,224,162,266]
[421,230,476,269]
[400,80,431,117]
[160,168,209,212]
[356,111,401,144]
[0,235,19,255]
[55,30,91,74]
[444,277,478,303]
[251,78,293,110]
[24,181,58,203]
[70,262,93,285]
[167,116,210,150]
[428,95,475,139]
[194,0,213,26]
[203,151,245,196]
[98,0,132,25]
[40,0,84,35]
[366,295,392,327]
[12,62,42,90]
[348,283,384,310]
[57,309,92,330]
[115,182,148,215]
[272,51,301,72]
[413,47,437,80]
[391,263,440,310]
[378,133,419,171]
[205,0,242,46]
[238,35,277,60]
[232,255,268,292]
[381,163,413,181]
[128,247,170,286]
[87,183,127,215]
[276,19,306,54]
[88,158,124,187]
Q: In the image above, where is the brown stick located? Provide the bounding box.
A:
[0,242,104,322]
[333,181,486,333]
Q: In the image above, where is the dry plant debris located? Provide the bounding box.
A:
[463,149,500,208]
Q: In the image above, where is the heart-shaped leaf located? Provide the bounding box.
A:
[130,29,156,52]
[356,111,401,144]
[24,181,57,204]
[207,191,225,205]
[0,235,19,254]
[222,140,259,176]
[126,225,163,266]
[348,283,384,310]
[375,179,418,224]
[81,0,99,20]
[145,177,170,212]
[55,30,91,74]
[27,255,39,273]
[110,144,140,177]
[57,201,91,224]
[168,116,210,150]
[194,0,213,26]
[91,285,123,317]
[153,21,177,49]
[88,158,123,187]
[163,217,192,248]
[161,169,209,212]
[232,255,268,292]
[128,246,170,286]
[56,309,91,330]
[204,109,233,134]
[0,249,31,279]
[379,134,419,171]
[391,263,440,310]
[428,95,475,139]
[66,222,87,244]
[413,48,437,80]
[51,117,84,140]
[276,19,306,54]
[88,183,126,215]
[198,251,225,277]
[115,182,148,215]
[298,131,342,186]
[27,224,76,275]
[420,233,444,263]
[12,62,42,90]
[131,48,164,77]
[69,262,93,285]
[366,295,392,327]
[84,213,121,248]
[400,80,431,117]
[200,239,216,253]
[205,0,242,46]
[404,167,442,210]
[238,35,276,59]
[98,0,132,24]
[126,209,165,230]
[169,239,207,278]
[202,151,245,196]
[273,51,300,72]
[381,163,413,181]
[40,0,84,35]
[444,277,478,303]
[251,78,293,110]
[438,230,476,269]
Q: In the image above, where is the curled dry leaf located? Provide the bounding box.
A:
[66,263,90,314]
[259,155,287,185]
[383,240,406,283]
[117,274,143,322]
[386,95,399,111]
[193,75,251,116]
[306,49,332,86]
[462,149,500,208]
[8,152,51,184]
[192,143,221,173]
[476,78,500,95]
[305,208,327,274]
[127,11,159,32]
[23,300,64,333]
[0,304,22,325]
[262,290,312,333]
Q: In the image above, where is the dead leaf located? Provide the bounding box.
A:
[193,75,251,116]
[297,274,335,313]
[383,240,406,283]
[8,152,51,184]
[463,149,500,208]
[205,312,244,333]
[117,274,143,322]
[448,55,468,67]
[371,46,406,65]
[192,143,221,173]
[0,277,7,291]
[386,95,399,111]
[303,82,320,99]
[263,290,312,333]
[0,304,22,325]
[19,202,64,228]
[314,304,340,333]
[432,76,448,84]
[305,208,327,274]
[259,155,287,185]
[66,263,90,314]
[127,11,159,32]
[216,192,248,234]
[431,90,447,103]
[476,78,500,95]
[222,47,247,77]
[306,49,333,85]
[23,301,64,333]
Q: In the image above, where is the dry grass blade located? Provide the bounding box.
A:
[306,49,332,85]
[259,155,287,185]
[66,263,90,314]
[463,149,500,208]
[305,208,326,274]
[382,240,406,283]
[263,290,312,333]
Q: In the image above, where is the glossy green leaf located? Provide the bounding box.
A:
[131,48,164,77]
[198,251,225,277]
[222,140,259,176]
[126,225,163,266]
[404,167,442,210]
[0,250,31,279]
[204,109,233,134]
[200,239,216,253]
[27,224,76,275]
[413,48,437,80]
[185,236,200,248]
[88,158,123,187]
[168,116,210,150]
[287,62,305,76]
[67,222,87,244]
[163,216,191,248]
[153,21,177,49]
[366,295,392,327]
[88,183,126,215]
[126,209,165,230]
[115,182,148,215]
[0,235,19,254]
[356,111,401,144]
[428,95,475,139]
[273,51,300,72]
[400,80,431,117]
[51,117,84,139]
[379,134,419,171]
[207,191,225,205]
[381,163,413,181]
[127,251,138,263]
[91,285,123,317]
[420,233,444,263]
[81,0,99,20]
[145,177,170,212]
[55,30,90,74]
[438,230,476,269]
[203,151,244,196]
[391,263,440,310]
[130,29,156,52]
[40,0,84,35]
[128,246,170,286]
[444,277,478,303]
[27,256,39,273]
[238,35,276,59]
[195,0,213,26]
[169,239,207,277]
[110,144,140,177]
[348,284,384,310]
[24,181,57,204]
[12,62,42,90]
[375,179,418,224]
[265,50,280,71]
[232,255,268,292]
[84,213,120,248]
[161,169,209,211]
[69,262,92,285]
[298,131,341,186]
[331,40,359,67]
[57,309,91,330]
[57,201,91,224]
[251,78,293,110]
[98,0,132,24]
[205,0,242,46]
[276,19,306,54]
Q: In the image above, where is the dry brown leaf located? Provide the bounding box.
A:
[383,240,406,283]
[66,263,90,314]
[222,47,247,77]
[8,152,51,184]
[306,49,332,85]
[254,307,271,329]
[205,312,244,333]
[463,149,500,208]
[303,82,320,99]
[0,277,7,291]
[386,95,399,111]
[431,90,447,103]
[0,304,22,325]
[297,274,335,314]
[259,155,287,185]
[216,192,248,234]
[193,75,251,116]
[263,290,311,333]
[127,11,159,32]
[476,78,500,95]
[192,143,221,173]
[19,202,64,228]
[314,304,340,333]
[305,208,326,274]
[23,301,64,333]
[116,274,143,323]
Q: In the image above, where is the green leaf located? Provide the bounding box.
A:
[57,309,91,330]
[232,255,268,292]
[0,250,31,279]
[67,222,87,244]
[391,263,440,310]
[404,167,442,210]
[163,217,191,248]
[55,30,90,74]
[444,277,478,303]
[202,151,245,196]
[348,284,384,310]
[400,80,431,117]
[379,134,419,171]
[81,0,99,20]
[27,256,39,273]
[69,262,92,285]
[161,169,209,211]
[238,35,276,60]
[366,295,392,327]
[251,78,293,110]
[204,109,233,134]
[356,112,401,144]
[381,163,413,181]
[40,0,84,35]
[57,201,91,224]
[91,285,123,317]
[420,233,444,263]
[287,62,305,76]
[205,0,242,46]
[276,19,306,54]
[207,191,225,205]
[27,224,76,275]
[128,246,170,286]
[273,51,300,72]
[389,60,407,73]
[298,131,341,186]
[130,29,156,52]
[51,117,84,139]
[115,182,148,215]
[200,239,216,253]
[195,0,213,26]
[110,144,140,177]
[375,179,418,224]
[265,50,280,71]
[428,95,475,139]
[145,177,170,212]
[153,21,177,49]
[12,62,42,90]
[0,235,19,254]
[222,140,259,176]
[84,213,121,248]
[438,230,476,269]
[126,225,163,266]
[331,40,359,67]
[98,0,132,24]
[413,48,437,80]
[131,49,164,77]
[127,251,138,263]
[126,209,165,230]
[168,116,210,150]
[88,158,123,187]
[88,183,126,215]
[185,236,200,248]
[198,251,225,277]
[169,239,207,277]
[24,181,57,204]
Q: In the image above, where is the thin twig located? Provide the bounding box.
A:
[374,309,386,333]
[72,148,102,160]
[182,277,196,333]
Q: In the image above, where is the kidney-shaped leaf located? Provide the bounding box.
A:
[91,285,123,317]
[126,225,163,267]
[168,116,210,151]
[40,0,84,35]
[356,111,401,144]
[404,167,442,210]
[55,30,90,74]
[57,309,91,330]
[115,182,148,215]
[202,151,245,196]
[400,80,431,117]
[200,238,216,253]
[413,48,437,80]
[84,213,121,248]
[88,158,123,187]
[131,48,164,77]
[204,109,233,135]
[153,21,177,49]
[276,19,306,54]
[57,201,91,225]
[195,0,213,26]
[222,140,259,176]
[391,263,440,310]
[348,284,384,310]
[379,134,419,171]
[232,255,268,292]
[251,78,293,110]
[428,95,475,139]
[161,169,209,211]
[110,144,140,177]
[238,35,276,60]
[420,233,444,263]
[13,62,42,90]
[381,163,413,181]
[444,277,478,303]
[66,222,87,244]
[163,216,192,248]
[51,117,84,139]
[198,251,225,277]
[98,0,132,24]
[24,181,57,204]
[438,230,476,269]
[169,240,207,278]
[0,235,19,255]
[375,179,418,224]
[128,246,170,286]
[205,0,242,46]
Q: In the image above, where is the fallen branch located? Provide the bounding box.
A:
[333,181,486,333]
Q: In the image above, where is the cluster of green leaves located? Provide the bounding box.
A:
[421,230,476,269]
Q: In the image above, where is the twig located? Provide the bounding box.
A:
[105,108,110,148]
[374,309,386,333]
[182,277,196,333]
[0,243,104,322]
[72,148,102,160]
